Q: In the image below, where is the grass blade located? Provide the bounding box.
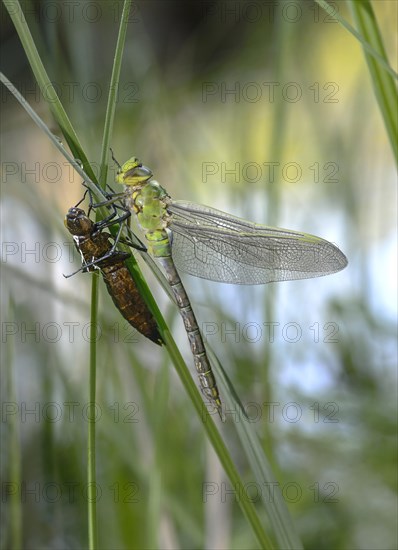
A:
[0,73,106,202]
[3,300,22,550]
[162,333,275,549]
[3,0,96,181]
[348,0,398,165]
[87,273,100,549]
[99,0,132,189]
[208,349,303,550]
[315,0,398,80]
[88,3,131,545]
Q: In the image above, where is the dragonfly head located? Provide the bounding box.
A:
[115,157,153,186]
[65,207,93,236]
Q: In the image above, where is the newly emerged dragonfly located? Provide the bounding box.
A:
[111,156,348,418]
[64,204,162,346]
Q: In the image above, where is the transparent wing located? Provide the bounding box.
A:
[167,201,348,284]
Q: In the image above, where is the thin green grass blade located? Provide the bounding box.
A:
[3,0,96,181]
[3,300,22,550]
[161,332,275,549]
[208,349,303,550]
[99,0,132,189]
[87,5,131,545]
[261,4,291,473]
[0,72,105,202]
[347,0,398,165]
[87,273,100,550]
[148,361,170,549]
[315,0,398,81]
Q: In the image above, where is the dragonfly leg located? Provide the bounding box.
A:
[63,265,87,279]
[84,189,139,248]
[63,259,100,279]
[110,147,122,171]
[90,202,147,253]
[93,206,130,231]
[118,235,147,253]
[76,189,148,255]
[120,223,148,252]
[81,180,126,209]
[63,242,130,278]
[74,189,90,208]
[82,185,124,223]
[93,193,127,207]
[95,218,131,259]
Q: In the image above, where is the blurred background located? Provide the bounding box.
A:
[1,1,397,548]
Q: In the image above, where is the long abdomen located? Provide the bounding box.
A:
[156,254,222,417]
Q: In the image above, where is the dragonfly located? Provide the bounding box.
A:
[112,156,348,418]
[64,203,162,346]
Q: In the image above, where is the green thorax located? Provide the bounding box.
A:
[116,157,171,257]
[134,181,171,257]
[134,180,169,231]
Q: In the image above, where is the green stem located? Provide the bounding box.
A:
[87,4,131,546]
[3,0,97,182]
[87,273,99,550]
[348,0,398,165]
[5,301,22,550]
[162,331,274,549]
[99,0,132,189]
[315,0,398,79]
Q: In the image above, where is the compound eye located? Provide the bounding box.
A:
[135,165,152,178]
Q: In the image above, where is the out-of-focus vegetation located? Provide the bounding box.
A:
[1,1,397,549]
